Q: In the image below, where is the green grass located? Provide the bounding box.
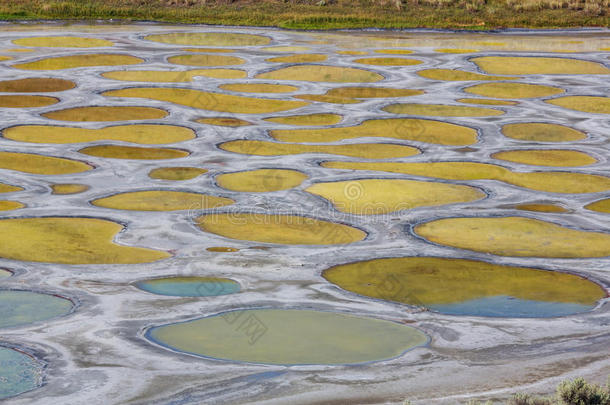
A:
[0,0,607,29]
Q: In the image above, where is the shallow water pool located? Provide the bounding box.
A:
[135,276,240,297]
[0,346,43,400]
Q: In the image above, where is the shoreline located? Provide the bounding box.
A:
[1,19,609,34]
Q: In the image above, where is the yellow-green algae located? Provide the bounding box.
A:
[295,94,361,104]
[218,83,298,93]
[207,246,239,252]
[464,82,564,99]
[167,54,245,67]
[256,65,383,83]
[415,216,610,258]
[14,54,142,70]
[42,106,167,122]
[472,56,610,75]
[0,201,24,211]
[0,152,92,175]
[515,203,567,213]
[149,167,207,181]
[144,32,270,46]
[0,183,22,193]
[383,103,503,117]
[306,179,485,215]
[196,213,366,245]
[51,184,90,195]
[103,88,308,114]
[294,87,422,104]
[417,69,517,81]
[92,190,233,211]
[271,118,477,146]
[0,56,12,61]
[266,54,327,63]
[321,161,610,194]
[13,36,113,48]
[373,49,413,54]
[325,87,423,99]
[546,96,610,115]
[263,113,341,126]
[492,149,596,167]
[79,145,189,160]
[3,124,194,144]
[195,117,252,127]
[147,309,427,365]
[102,69,247,82]
[0,217,169,264]
[0,269,10,278]
[457,98,518,106]
[502,123,586,142]
[585,199,610,214]
[219,140,420,159]
[0,78,75,92]
[323,257,605,317]
[217,169,307,192]
[354,57,422,66]
[0,95,58,108]
[324,257,604,306]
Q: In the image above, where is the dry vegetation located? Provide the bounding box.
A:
[460,377,610,405]
[0,0,607,29]
[505,0,609,14]
[416,0,608,14]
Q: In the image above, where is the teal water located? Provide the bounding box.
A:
[0,290,74,329]
[0,269,11,278]
[0,347,42,400]
[427,296,593,318]
[135,277,240,297]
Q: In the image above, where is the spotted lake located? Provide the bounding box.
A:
[0,24,608,404]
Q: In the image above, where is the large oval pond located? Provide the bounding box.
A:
[146,309,428,365]
[196,213,366,245]
[323,257,606,317]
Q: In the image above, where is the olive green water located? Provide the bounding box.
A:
[147,309,428,365]
[323,257,605,317]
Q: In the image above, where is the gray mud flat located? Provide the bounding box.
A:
[0,24,608,405]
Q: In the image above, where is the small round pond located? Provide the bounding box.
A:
[135,276,240,297]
